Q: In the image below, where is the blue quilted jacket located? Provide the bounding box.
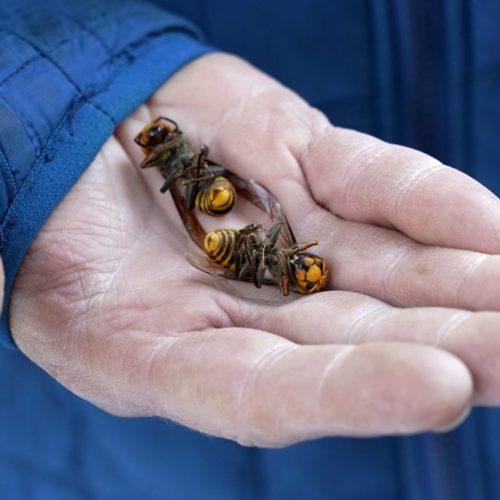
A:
[1,1,500,499]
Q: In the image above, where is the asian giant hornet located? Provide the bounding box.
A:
[138,123,331,296]
[185,175,329,296]
[135,117,236,216]
[191,219,328,296]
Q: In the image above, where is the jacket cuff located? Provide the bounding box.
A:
[0,1,214,348]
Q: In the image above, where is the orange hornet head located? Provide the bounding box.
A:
[291,253,329,294]
[134,116,179,155]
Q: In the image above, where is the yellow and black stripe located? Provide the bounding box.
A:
[196,176,236,216]
[203,229,238,268]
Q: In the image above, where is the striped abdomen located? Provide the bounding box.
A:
[195,176,236,216]
[203,229,238,268]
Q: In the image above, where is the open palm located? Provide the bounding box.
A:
[11,54,500,446]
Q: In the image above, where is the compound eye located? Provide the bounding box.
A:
[148,126,162,138]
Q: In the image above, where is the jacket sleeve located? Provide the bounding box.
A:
[0,0,214,349]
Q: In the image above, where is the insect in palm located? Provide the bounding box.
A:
[184,177,329,295]
[135,117,236,216]
[197,219,328,295]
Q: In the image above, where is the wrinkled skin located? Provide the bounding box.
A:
[10,54,500,447]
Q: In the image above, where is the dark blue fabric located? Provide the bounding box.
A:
[0,0,212,348]
[1,1,500,499]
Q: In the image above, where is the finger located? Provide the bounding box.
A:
[288,194,500,310]
[206,113,500,254]
[15,324,471,446]
[297,127,500,253]
[235,290,500,405]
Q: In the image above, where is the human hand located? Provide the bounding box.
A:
[11,53,500,446]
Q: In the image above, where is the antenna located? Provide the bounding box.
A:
[159,116,179,133]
